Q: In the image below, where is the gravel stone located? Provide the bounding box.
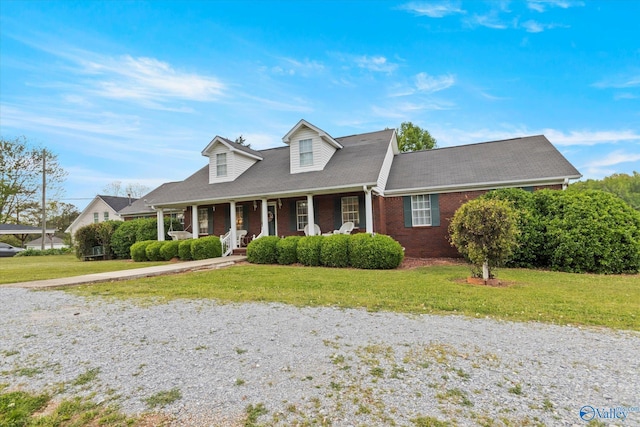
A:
[0,287,638,426]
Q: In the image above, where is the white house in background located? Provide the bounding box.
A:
[26,235,68,250]
[65,195,137,239]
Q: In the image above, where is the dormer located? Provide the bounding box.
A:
[201,136,263,184]
[282,119,343,174]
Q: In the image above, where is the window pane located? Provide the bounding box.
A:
[341,196,359,227]
[411,195,432,226]
[296,200,308,231]
[93,212,99,223]
[104,212,109,221]
[216,153,227,177]
[299,139,313,167]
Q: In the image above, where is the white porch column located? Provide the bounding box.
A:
[157,208,165,241]
[307,194,316,235]
[229,201,237,249]
[261,198,269,236]
[364,187,373,234]
[191,205,199,239]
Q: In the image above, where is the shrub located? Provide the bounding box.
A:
[349,233,404,269]
[130,240,155,262]
[247,236,280,264]
[15,247,73,257]
[297,235,324,266]
[111,219,142,259]
[145,241,165,261]
[449,198,519,279]
[482,189,640,274]
[73,221,121,260]
[135,217,183,242]
[178,239,195,260]
[276,236,301,265]
[191,235,223,260]
[160,240,181,261]
[320,234,350,268]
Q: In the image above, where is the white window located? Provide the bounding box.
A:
[299,139,313,167]
[216,153,227,177]
[296,200,308,231]
[93,212,99,223]
[411,195,432,226]
[236,205,244,230]
[104,212,109,221]
[198,208,209,235]
[341,196,359,228]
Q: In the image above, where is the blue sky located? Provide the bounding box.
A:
[1,0,639,210]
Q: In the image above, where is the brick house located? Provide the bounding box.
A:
[119,119,581,258]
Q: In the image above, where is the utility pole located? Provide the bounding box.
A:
[41,149,46,251]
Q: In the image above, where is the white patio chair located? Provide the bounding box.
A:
[236,229,248,247]
[303,224,321,236]
[333,221,354,235]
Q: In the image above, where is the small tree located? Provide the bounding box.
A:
[449,198,519,280]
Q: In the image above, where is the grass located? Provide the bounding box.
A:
[65,264,640,330]
[0,254,169,284]
[143,388,182,409]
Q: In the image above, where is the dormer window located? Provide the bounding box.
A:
[299,139,313,167]
[216,153,227,177]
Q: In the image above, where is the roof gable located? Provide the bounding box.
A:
[201,136,263,160]
[282,119,343,149]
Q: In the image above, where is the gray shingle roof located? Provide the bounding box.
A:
[385,135,581,193]
[218,137,264,159]
[147,129,395,206]
[98,195,137,212]
[118,183,181,215]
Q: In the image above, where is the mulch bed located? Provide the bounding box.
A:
[399,257,466,269]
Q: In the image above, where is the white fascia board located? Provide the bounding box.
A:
[152,182,379,209]
[384,176,582,196]
[282,119,343,149]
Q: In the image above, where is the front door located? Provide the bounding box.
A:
[268,203,277,236]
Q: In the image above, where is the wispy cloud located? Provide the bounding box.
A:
[542,129,640,146]
[520,20,567,33]
[270,57,325,76]
[399,1,465,18]
[527,0,585,13]
[81,55,225,104]
[465,13,509,30]
[584,150,640,168]
[354,55,398,73]
[415,72,455,92]
[592,75,640,89]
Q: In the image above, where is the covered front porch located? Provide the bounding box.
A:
[154,188,379,256]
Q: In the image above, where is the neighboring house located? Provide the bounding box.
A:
[66,195,136,239]
[119,182,184,224]
[26,236,68,250]
[129,119,581,258]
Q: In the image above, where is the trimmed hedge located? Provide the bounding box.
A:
[160,240,181,261]
[145,241,165,261]
[297,235,324,266]
[247,236,280,264]
[130,240,156,262]
[320,234,350,268]
[15,247,73,257]
[349,233,404,269]
[191,235,222,260]
[276,236,301,265]
[111,219,141,259]
[178,239,195,261]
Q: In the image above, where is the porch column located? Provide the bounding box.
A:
[191,205,199,239]
[364,187,373,234]
[261,198,269,236]
[307,194,316,235]
[229,201,237,249]
[157,208,165,241]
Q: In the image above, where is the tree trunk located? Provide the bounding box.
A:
[482,260,490,280]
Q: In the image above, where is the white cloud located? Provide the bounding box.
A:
[354,55,398,73]
[465,13,509,30]
[81,55,225,104]
[415,72,455,93]
[584,150,640,168]
[271,57,325,76]
[542,129,640,146]
[520,20,567,32]
[592,75,640,89]
[527,0,585,13]
[399,1,465,18]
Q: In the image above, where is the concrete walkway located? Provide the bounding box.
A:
[4,255,247,289]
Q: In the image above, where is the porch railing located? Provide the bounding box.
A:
[220,231,233,257]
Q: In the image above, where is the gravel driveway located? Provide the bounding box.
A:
[1,287,638,426]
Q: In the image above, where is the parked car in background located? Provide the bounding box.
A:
[0,243,25,257]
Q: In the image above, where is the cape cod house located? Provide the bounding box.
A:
[119,119,581,258]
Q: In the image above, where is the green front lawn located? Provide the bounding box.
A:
[67,264,640,331]
[0,254,169,284]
